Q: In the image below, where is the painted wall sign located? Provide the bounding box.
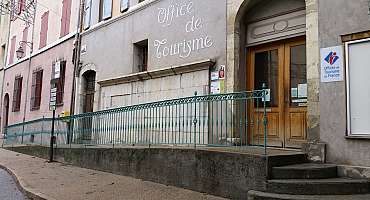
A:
[154,1,214,59]
[320,46,344,82]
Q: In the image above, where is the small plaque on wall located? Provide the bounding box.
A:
[320,46,344,83]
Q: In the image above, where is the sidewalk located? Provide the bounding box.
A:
[0,148,227,200]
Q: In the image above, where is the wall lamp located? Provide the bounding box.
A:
[16,41,33,59]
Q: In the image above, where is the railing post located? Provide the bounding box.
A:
[41,116,45,146]
[262,83,268,155]
[193,91,198,149]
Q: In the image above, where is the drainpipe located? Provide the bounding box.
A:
[21,0,38,143]
[67,0,84,144]
[70,0,84,117]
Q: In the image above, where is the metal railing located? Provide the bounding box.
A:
[3,89,268,152]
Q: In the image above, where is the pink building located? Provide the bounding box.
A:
[2,0,80,130]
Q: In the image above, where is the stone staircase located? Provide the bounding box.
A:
[248,163,370,200]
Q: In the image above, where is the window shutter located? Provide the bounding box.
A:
[12,76,22,112]
[31,71,36,108]
[60,0,72,37]
[21,27,28,58]
[9,36,16,64]
[84,0,92,29]
[39,11,49,49]
[120,0,129,12]
[36,70,43,108]
[17,0,25,14]
[56,61,66,104]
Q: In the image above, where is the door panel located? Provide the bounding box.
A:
[248,38,307,148]
[284,41,307,148]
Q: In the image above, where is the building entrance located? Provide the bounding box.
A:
[248,37,307,148]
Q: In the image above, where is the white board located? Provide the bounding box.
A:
[346,39,370,135]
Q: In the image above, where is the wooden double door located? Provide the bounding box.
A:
[247,38,307,148]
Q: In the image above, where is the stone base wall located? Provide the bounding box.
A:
[5,146,307,199]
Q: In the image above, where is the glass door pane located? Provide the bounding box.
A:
[290,44,307,107]
[254,49,279,107]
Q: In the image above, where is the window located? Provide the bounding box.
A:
[120,0,129,12]
[134,40,148,72]
[21,27,28,58]
[30,69,43,110]
[60,0,72,37]
[12,76,22,112]
[8,36,16,64]
[39,11,49,49]
[100,0,112,21]
[83,0,92,29]
[346,38,370,135]
[54,61,66,105]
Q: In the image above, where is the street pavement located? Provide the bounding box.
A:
[0,148,227,200]
[0,168,29,200]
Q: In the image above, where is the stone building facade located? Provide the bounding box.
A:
[76,0,370,168]
[2,0,370,169]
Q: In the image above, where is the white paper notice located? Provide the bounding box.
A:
[320,46,344,82]
[262,89,271,102]
[298,84,307,98]
[291,88,298,98]
[211,81,220,94]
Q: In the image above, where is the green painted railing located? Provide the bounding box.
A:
[3,89,268,152]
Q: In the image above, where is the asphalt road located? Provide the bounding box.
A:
[0,168,28,200]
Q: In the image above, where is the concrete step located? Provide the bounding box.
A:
[272,163,338,179]
[267,178,370,195]
[248,190,370,200]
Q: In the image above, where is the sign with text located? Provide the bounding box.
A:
[320,46,344,82]
[50,87,57,111]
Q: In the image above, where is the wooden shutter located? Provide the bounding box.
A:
[31,70,43,109]
[12,76,22,112]
[120,0,129,12]
[39,11,49,49]
[21,27,28,58]
[60,0,72,37]
[17,0,25,14]
[30,71,36,109]
[35,70,43,108]
[56,61,66,105]
[9,36,16,64]
[84,0,92,29]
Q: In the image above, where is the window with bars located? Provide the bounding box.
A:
[30,69,43,110]
[12,76,23,112]
[54,61,66,105]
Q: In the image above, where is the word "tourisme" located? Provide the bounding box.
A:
[154,36,213,59]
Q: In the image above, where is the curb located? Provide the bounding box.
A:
[0,164,54,200]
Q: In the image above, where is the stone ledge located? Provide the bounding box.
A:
[98,59,215,87]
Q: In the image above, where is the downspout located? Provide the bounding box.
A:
[67,0,84,144]
[70,0,84,116]
[21,0,37,143]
